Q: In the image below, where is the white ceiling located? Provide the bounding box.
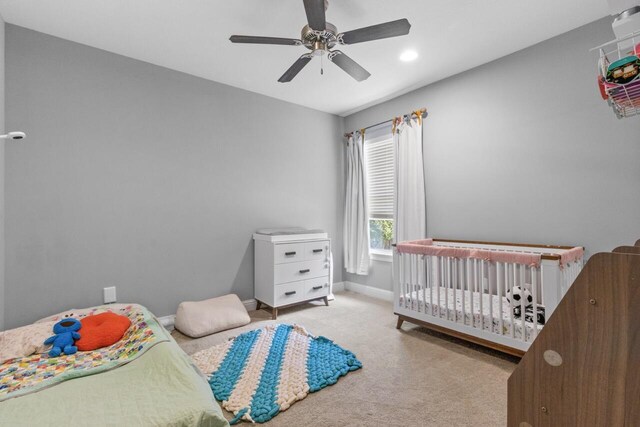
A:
[0,0,610,116]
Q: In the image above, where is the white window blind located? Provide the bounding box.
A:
[364,133,394,219]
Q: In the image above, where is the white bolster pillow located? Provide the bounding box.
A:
[174,294,251,338]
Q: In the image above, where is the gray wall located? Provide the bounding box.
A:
[0,17,5,330]
[4,25,344,329]
[345,17,640,291]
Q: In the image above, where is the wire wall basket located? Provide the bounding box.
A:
[593,30,640,119]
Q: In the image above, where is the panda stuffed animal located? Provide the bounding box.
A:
[507,284,546,324]
[513,306,546,325]
[506,285,533,308]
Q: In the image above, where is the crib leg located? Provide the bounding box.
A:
[396,316,405,329]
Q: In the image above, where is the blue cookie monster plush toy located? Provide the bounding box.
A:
[44,318,82,357]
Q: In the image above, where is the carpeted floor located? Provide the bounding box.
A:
[172,291,518,426]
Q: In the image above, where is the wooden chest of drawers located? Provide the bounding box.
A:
[253,231,331,319]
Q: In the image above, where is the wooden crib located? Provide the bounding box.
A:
[393,238,584,356]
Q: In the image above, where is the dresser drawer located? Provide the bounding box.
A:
[274,259,328,284]
[274,243,305,264]
[274,281,305,306]
[304,240,330,261]
[305,277,330,299]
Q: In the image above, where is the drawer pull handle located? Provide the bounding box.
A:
[312,249,323,253]
[312,285,323,290]
[299,269,310,274]
[285,251,297,256]
[285,291,297,296]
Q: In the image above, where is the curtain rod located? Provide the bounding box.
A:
[344,108,427,139]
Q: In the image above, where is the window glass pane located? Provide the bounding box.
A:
[365,132,394,253]
[369,219,394,251]
[364,135,394,220]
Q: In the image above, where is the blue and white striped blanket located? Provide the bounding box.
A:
[191,324,362,424]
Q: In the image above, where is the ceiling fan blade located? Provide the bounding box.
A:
[229,35,302,46]
[278,54,313,82]
[339,18,411,45]
[303,0,326,31]
[328,51,371,82]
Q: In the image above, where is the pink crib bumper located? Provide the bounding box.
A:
[559,247,584,267]
[396,239,542,267]
[396,239,584,269]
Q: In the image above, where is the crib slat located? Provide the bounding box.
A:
[468,259,474,327]
[398,253,404,308]
[498,262,504,336]
[437,257,442,318]
[417,254,422,312]
[488,260,493,333]
[453,258,458,323]
[445,257,456,320]
[445,257,450,321]
[509,263,515,339]
[416,254,420,312]
[519,265,526,343]
[472,259,477,328]
[532,267,538,340]
[472,258,477,328]
[405,255,410,310]
[404,254,413,310]
[418,255,429,314]
[442,257,449,320]
[429,256,433,316]
[405,254,410,310]
[521,263,527,341]
[479,260,484,332]
[461,258,466,326]
[403,255,411,308]
[410,254,415,311]
[456,258,460,323]
[412,254,417,311]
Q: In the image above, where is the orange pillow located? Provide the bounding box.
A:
[75,312,131,351]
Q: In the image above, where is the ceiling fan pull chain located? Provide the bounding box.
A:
[321,54,324,75]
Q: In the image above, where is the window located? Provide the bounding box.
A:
[364,131,394,260]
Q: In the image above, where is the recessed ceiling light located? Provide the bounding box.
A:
[399,50,418,62]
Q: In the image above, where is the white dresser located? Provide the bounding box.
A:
[253,230,331,319]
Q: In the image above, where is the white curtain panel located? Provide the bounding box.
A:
[394,119,426,243]
[343,132,370,275]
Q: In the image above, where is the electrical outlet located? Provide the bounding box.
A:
[103,286,116,304]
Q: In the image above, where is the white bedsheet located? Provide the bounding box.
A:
[399,286,543,342]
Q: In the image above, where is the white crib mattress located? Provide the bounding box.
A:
[398,287,543,342]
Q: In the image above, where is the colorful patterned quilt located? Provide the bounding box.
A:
[191,324,362,424]
[0,304,168,401]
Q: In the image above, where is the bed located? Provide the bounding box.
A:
[0,304,229,427]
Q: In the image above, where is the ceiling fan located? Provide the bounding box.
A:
[229,0,411,83]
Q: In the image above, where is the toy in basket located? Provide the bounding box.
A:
[595,40,640,118]
[605,55,640,85]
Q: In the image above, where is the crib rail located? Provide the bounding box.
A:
[394,239,583,355]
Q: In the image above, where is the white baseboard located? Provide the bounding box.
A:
[342,281,394,302]
[158,314,176,331]
[243,299,258,311]
[332,281,345,293]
